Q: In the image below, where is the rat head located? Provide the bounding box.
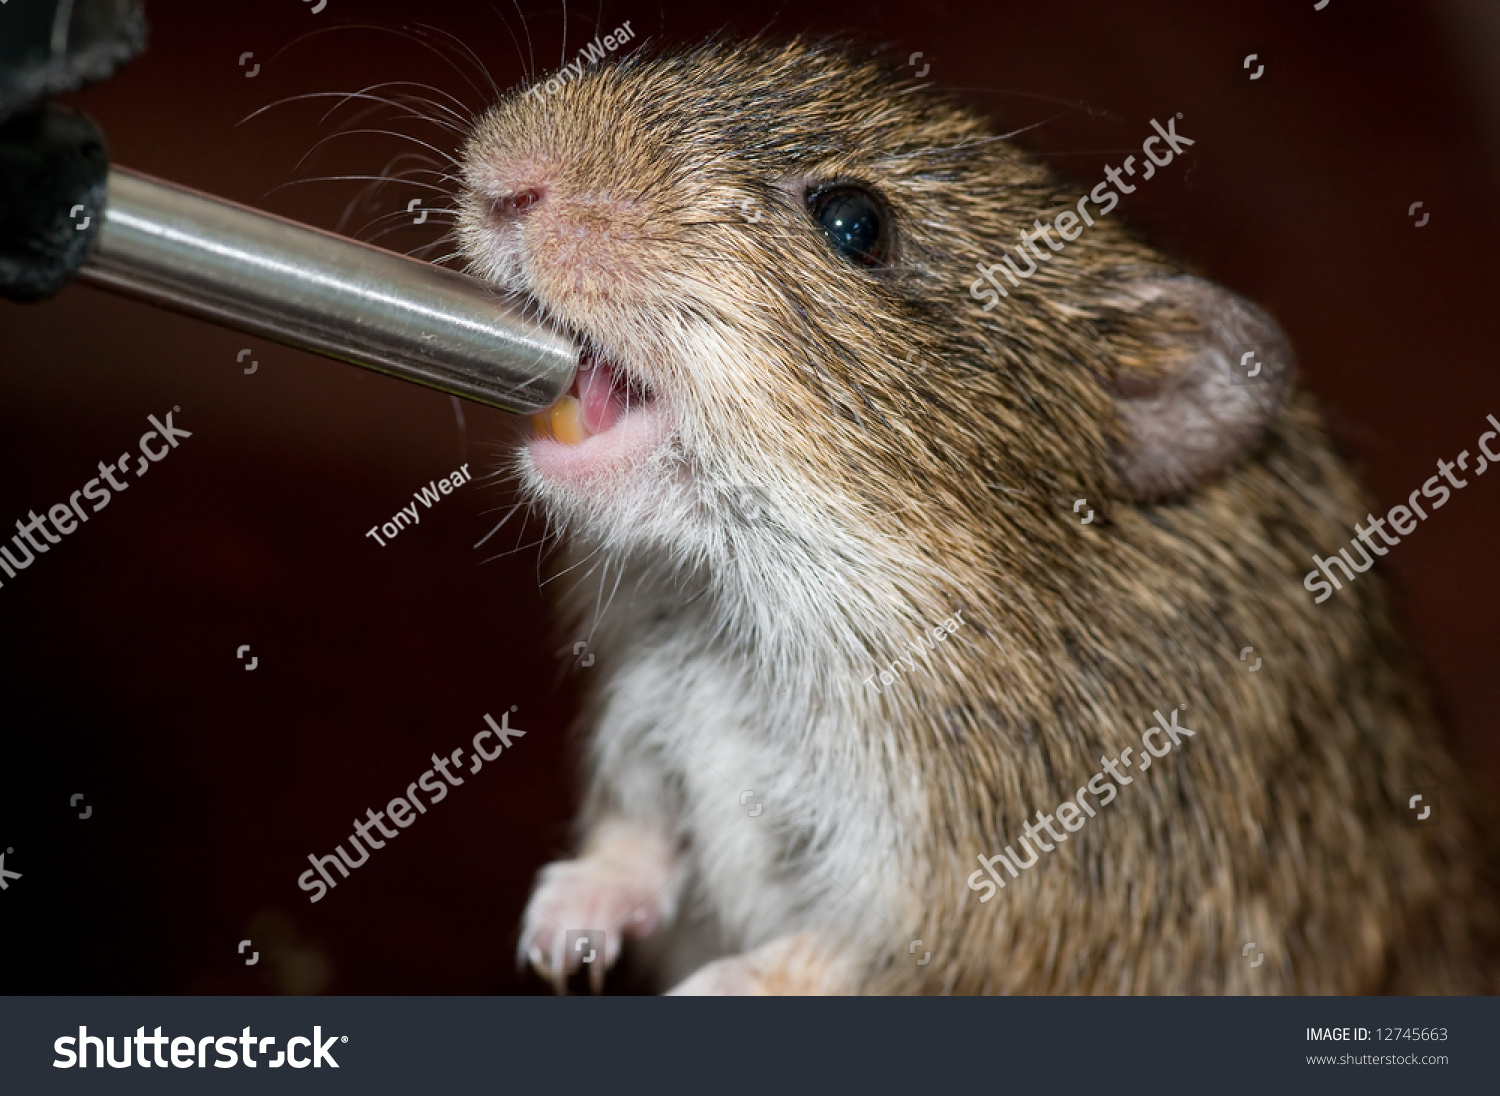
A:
[457,38,1291,614]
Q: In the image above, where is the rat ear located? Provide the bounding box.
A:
[1096,274,1293,500]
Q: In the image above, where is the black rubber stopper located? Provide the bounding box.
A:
[0,0,147,123]
[0,0,146,302]
[0,105,108,301]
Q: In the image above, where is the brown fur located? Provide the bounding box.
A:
[459,38,1499,994]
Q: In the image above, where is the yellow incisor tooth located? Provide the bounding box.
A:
[536,395,586,445]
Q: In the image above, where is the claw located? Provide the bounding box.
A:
[606,927,624,968]
[589,950,605,995]
[550,931,568,996]
[517,836,676,994]
[526,943,545,978]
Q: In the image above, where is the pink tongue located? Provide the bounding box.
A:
[577,357,627,434]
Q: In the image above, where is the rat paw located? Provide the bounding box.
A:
[518,855,667,993]
[665,955,766,996]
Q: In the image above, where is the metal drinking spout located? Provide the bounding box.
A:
[76,168,578,414]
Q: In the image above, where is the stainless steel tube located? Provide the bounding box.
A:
[76,168,576,414]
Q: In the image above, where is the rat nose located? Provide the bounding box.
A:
[492,187,545,221]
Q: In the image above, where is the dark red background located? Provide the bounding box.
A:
[1,0,1496,993]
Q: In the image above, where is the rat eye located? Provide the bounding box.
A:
[807,184,890,267]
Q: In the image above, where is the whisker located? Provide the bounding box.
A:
[358,27,491,116]
[317,82,470,132]
[542,540,607,588]
[484,2,534,87]
[502,0,537,83]
[335,154,451,233]
[537,510,566,587]
[477,529,550,565]
[474,499,527,549]
[320,92,461,142]
[410,23,501,102]
[238,90,466,134]
[419,249,470,266]
[249,17,481,123]
[993,112,1072,144]
[263,174,453,199]
[360,219,453,248]
[291,129,458,177]
[361,217,459,249]
[360,206,460,228]
[591,552,627,638]
[255,21,484,118]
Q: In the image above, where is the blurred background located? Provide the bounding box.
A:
[1,0,1497,993]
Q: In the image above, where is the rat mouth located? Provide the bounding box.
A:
[531,347,656,444]
[524,338,669,484]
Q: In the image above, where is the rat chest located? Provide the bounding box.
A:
[601,648,898,947]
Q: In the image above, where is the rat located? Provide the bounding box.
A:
[453,38,1498,994]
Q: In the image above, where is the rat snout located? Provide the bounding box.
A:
[461,152,669,481]
[475,155,650,310]
[517,191,649,307]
